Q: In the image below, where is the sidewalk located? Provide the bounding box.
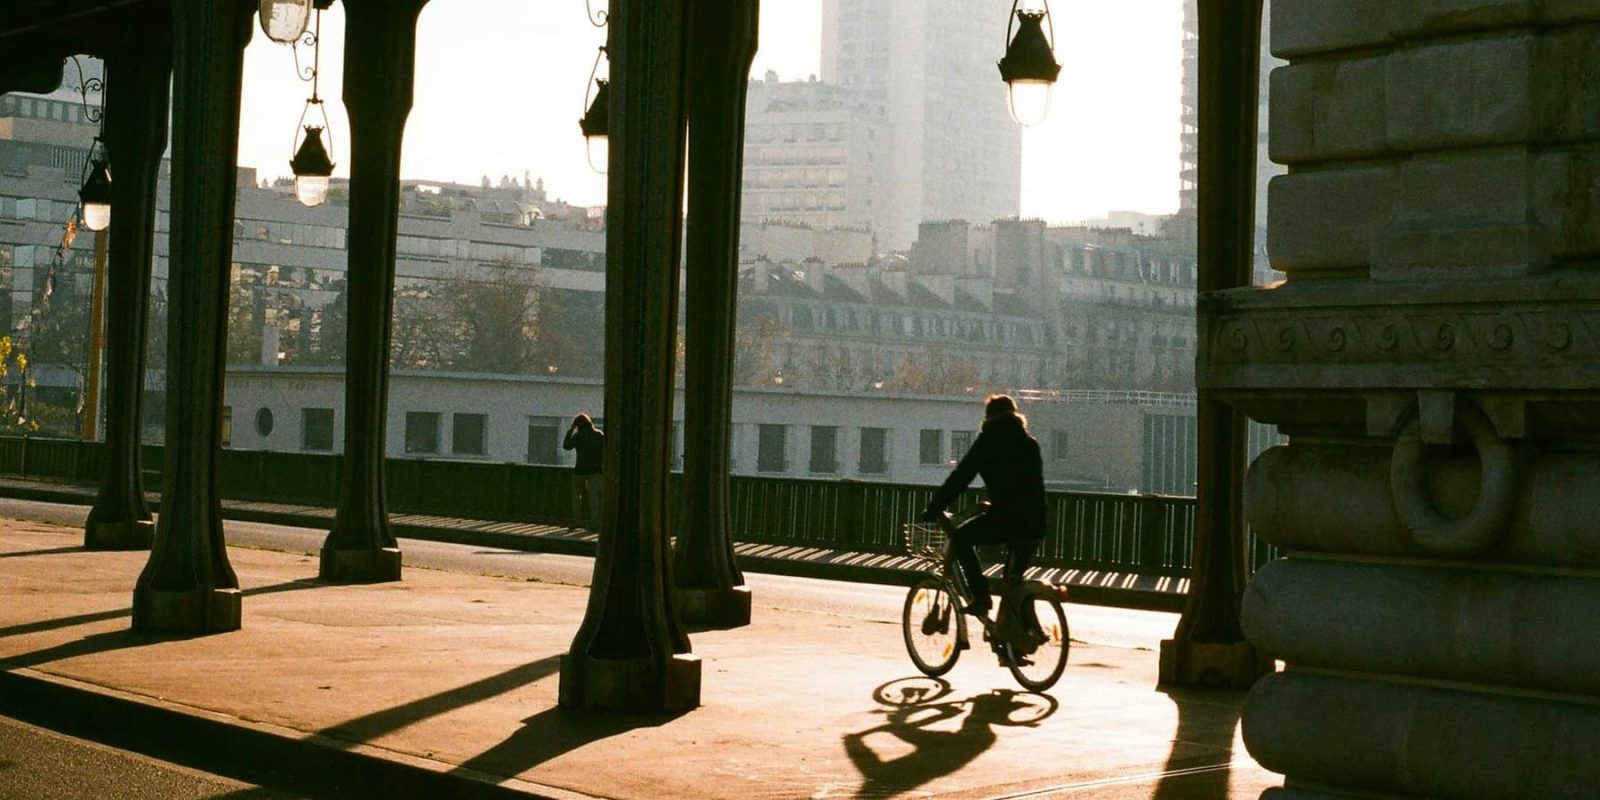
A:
[0,517,1273,799]
[0,476,1187,612]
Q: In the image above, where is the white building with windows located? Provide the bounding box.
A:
[222,367,1199,494]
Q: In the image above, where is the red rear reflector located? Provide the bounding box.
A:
[1056,585,1070,601]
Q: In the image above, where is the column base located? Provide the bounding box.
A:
[83,519,155,551]
[1158,639,1273,689]
[559,652,702,714]
[675,585,752,628]
[132,587,242,634]
[318,547,402,584]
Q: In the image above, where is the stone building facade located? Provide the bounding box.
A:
[740,72,890,236]
[740,218,1199,396]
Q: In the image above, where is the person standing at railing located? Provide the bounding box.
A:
[563,413,604,531]
[920,394,1046,617]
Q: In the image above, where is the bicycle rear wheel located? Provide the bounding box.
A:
[1004,584,1069,692]
[902,577,964,677]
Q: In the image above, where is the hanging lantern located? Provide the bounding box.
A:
[79,147,112,232]
[290,126,335,207]
[286,5,333,207]
[996,0,1061,127]
[579,79,610,174]
[259,0,313,44]
[577,42,611,175]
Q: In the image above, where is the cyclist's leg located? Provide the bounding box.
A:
[1000,538,1047,651]
[1004,538,1040,582]
[950,513,1007,614]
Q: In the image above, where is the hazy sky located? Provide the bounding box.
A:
[237,1,1182,224]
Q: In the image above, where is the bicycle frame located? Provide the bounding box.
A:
[932,511,1060,653]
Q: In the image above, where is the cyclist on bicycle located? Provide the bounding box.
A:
[921,394,1046,619]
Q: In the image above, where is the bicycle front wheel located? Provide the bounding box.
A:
[902,577,964,677]
[1005,584,1069,692]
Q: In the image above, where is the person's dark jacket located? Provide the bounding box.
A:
[925,415,1046,540]
[563,425,605,475]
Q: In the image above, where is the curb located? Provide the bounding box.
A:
[0,668,586,800]
[0,482,1185,614]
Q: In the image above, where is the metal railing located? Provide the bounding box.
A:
[1010,388,1198,408]
[0,436,1276,578]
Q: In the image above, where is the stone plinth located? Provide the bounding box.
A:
[558,653,701,714]
[674,585,752,628]
[1158,640,1271,690]
[319,547,402,584]
[83,519,155,551]
[132,587,241,634]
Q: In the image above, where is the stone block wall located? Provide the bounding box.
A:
[1266,2,1600,279]
[1203,3,1600,797]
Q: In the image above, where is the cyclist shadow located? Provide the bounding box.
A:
[841,677,1058,797]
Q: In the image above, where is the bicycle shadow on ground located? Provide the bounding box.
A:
[841,676,1058,797]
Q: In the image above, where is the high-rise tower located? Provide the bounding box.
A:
[1178,0,1283,280]
[822,0,1023,249]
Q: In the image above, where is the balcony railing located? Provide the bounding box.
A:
[0,436,1275,579]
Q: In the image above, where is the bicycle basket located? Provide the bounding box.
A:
[903,522,948,561]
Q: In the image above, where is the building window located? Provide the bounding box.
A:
[757,424,788,473]
[859,427,888,475]
[809,426,838,474]
[1053,430,1070,462]
[919,429,944,466]
[527,416,560,464]
[302,408,334,452]
[405,412,440,454]
[453,413,488,457]
[254,407,274,438]
[950,430,975,460]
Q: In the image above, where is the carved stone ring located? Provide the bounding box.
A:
[1389,403,1516,556]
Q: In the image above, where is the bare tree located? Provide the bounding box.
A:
[732,313,785,386]
[392,259,548,375]
[390,281,451,370]
[886,347,981,396]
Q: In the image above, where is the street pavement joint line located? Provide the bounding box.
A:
[985,760,1253,798]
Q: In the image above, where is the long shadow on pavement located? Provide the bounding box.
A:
[0,545,86,560]
[0,608,132,641]
[842,677,1058,798]
[451,702,675,784]
[317,654,564,748]
[0,578,326,643]
[1150,686,1246,799]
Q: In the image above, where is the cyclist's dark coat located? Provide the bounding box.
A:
[926,415,1046,540]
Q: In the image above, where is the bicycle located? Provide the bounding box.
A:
[900,508,1070,692]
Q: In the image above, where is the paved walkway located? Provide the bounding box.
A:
[0,477,1187,611]
[0,515,1273,799]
